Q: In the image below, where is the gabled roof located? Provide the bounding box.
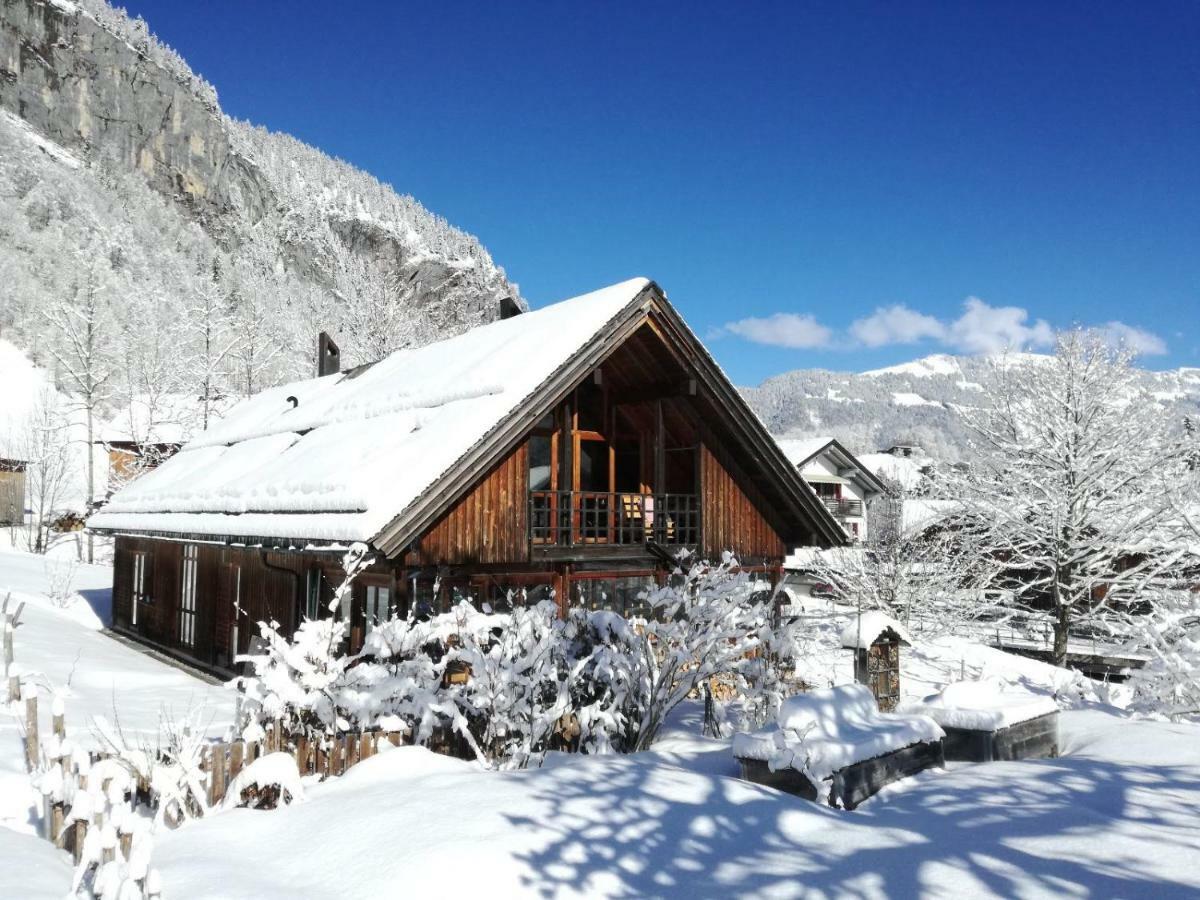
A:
[89,278,847,552]
[775,436,889,497]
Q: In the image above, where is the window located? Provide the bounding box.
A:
[480,578,555,612]
[131,551,148,626]
[363,585,391,632]
[575,381,605,434]
[305,569,322,620]
[578,441,609,493]
[529,434,553,491]
[179,544,198,647]
[571,576,655,618]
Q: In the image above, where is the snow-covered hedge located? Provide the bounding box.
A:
[233,549,794,767]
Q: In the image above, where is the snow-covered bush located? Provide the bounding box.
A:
[447,599,570,769]
[234,548,783,764]
[222,752,305,810]
[622,555,775,751]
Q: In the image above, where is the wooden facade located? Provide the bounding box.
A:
[100,283,844,672]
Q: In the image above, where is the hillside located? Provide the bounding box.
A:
[742,352,1200,460]
[0,0,521,385]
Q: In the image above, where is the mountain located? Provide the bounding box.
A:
[0,0,521,384]
[741,353,1200,461]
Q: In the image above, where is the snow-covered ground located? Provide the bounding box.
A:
[2,547,1198,898]
[0,548,233,898]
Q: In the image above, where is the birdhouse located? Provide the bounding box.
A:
[840,612,912,712]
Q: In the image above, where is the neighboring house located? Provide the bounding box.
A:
[0,457,26,525]
[775,437,887,544]
[99,394,228,491]
[88,278,847,672]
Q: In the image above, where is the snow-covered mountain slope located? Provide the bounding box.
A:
[744,353,1200,460]
[0,0,521,373]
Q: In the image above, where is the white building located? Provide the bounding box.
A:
[775,436,888,544]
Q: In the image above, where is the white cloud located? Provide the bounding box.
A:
[1097,321,1168,356]
[724,313,833,349]
[945,297,1055,354]
[850,305,946,347]
[721,297,1167,358]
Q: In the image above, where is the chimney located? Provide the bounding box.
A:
[318,332,340,377]
[499,296,522,320]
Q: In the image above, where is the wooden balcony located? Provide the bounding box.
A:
[530,491,700,548]
[823,498,863,519]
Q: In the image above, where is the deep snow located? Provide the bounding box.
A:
[2,548,1198,899]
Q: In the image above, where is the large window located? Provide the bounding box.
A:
[179,544,198,647]
[571,575,655,618]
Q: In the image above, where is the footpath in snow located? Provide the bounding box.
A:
[2,548,1198,898]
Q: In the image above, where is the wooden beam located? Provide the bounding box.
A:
[612,378,697,406]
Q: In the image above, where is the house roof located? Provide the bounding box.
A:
[89,278,848,552]
[776,436,889,497]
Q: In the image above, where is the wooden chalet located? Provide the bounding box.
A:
[88,279,846,672]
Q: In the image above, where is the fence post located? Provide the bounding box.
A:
[209,743,226,808]
[24,688,38,772]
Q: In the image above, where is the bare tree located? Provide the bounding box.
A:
[185,259,240,429]
[949,330,1186,666]
[19,389,74,555]
[801,485,999,633]
[41,265,115,562]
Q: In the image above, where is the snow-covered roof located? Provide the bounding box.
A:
[858,452,926,492]
[775,437,835,467]
[88,279,653,544]
[775,436,887,496]
[839,611,912,649]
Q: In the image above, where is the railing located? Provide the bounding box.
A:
[530,491,700,547]
[823,498,863,518]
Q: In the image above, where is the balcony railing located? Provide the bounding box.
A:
[530,491,700,547]
[822,498,863,519]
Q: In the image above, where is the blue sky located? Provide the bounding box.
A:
[122,1,1199,384]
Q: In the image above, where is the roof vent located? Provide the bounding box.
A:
[499,297,522,320]
[318,332,340,377]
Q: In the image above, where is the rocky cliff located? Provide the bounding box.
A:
[0,0,520,371]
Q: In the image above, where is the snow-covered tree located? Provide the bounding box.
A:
[41,264,116,561]
[1128,590,1200,721]
[950,331,1187,666]
[18,389,74,554]
[801,489,999,633]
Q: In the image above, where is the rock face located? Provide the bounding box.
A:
[0,0,521,362]
[0,0,270,222]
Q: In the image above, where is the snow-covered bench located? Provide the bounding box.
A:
[733,684,945,809]
[899,679,1059,762]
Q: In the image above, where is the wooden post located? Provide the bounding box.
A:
[72,820,87,864]
[228,744,244,787]
[209,743,226,808]
[294,737,307,776]
[24,691,38,772]
[7,675,18,704]
[359,733,372,762]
